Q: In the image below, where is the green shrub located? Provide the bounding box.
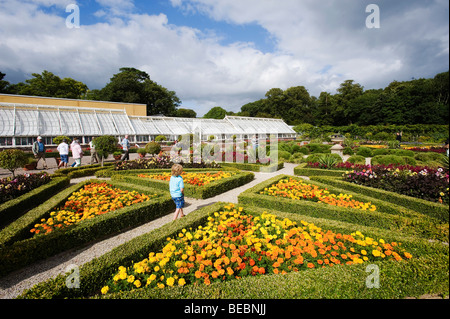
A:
[343,146,354,155]
[297,146,310,155]
[391,149,415,157]
[371,155,406,166]
[373,149,389,156]
[356,147,373,158]
[306,143,331,154]
[52,136,72,145]
[155,135,167,142]
[145,142,161,155]
[346,155,366,164]
[0,149,28,178]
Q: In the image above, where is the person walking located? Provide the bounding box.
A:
[169,164,185,220]
[89,138,100,165]
[32,136,48,169]
[71,138,83,167]
[120,135,131,161]
[57,138,69,168]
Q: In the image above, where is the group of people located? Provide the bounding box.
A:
[31,135,131,170]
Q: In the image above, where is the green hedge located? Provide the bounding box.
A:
[94,166,238,178]
[294,163,347,177]
[0,177,70,228]
[237,175,448,241]
[0,179,174,277]
[309,176,449,223]
[52,163,115,179]
[18,203,448,299]
[111,171,255,199]
[220,161,284,172]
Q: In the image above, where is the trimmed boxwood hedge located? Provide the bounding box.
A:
[310,176,449,223]
[18,203,449,299]
[0,179,175,277]
[294,163,347,177]
[52,162,115,179]
[94,166,239,178]
[0,176,70,228]
[237,175,448,241]
[111,170,255,199]
[220,161,284,172]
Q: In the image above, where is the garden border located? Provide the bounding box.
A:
[18,202,448,299]
[111,170,255,199]
[294,163,348,177]
[0,176,70,228]
[237,175,448,241]
[0,179,175,277]
[309,176,449,223]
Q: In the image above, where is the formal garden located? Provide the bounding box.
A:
[0,128,448,299]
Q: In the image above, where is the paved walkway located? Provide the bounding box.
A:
[0,162,299,299]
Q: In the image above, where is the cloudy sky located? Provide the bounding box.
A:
[0,0,448,116]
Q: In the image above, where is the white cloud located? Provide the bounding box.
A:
[0,0,448,116]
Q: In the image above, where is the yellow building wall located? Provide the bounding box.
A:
[0,94,147,116]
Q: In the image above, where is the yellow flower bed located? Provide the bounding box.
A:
[137,171,236,187]
[30,182,157,236]
[359,144,387,149]
[101,204,411,295]
[260,178,376,211]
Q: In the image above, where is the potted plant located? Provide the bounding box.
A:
[113,151,122,161]
[137,148,147,158]
[23,157,38,171]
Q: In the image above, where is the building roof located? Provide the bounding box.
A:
[0,103,297,138]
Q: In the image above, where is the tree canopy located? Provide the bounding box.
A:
[234,71,449,126]
[2,70,88,99]
[87,67,181,116]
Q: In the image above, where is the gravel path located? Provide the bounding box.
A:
[0,163,299,299]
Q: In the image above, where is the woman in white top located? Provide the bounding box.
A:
[57,139,70,168]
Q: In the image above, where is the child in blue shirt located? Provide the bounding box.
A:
[170,164,185,220]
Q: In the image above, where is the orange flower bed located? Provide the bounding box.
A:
[101,204,410,294]
[260,178,377,211]
[137,171,235,187]
[30,182,156,236]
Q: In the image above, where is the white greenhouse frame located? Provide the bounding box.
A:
[0,103,297,147]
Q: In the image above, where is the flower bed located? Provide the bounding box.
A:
[238,175,448,240]
[0,180,174,277]
[100,204,411,295]
[344,166,449,204]
[0,176,70,228]
[30,182,157,236]
[113,170,254,199]
[0,172,52,205]
[137,171,236,187]
[259,178,377,212]
[402,146,447,153]
[18,203,448,299]
[114,155,221,171]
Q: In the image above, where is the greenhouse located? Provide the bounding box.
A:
[0,103,297,147]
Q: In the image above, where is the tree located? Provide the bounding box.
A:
[7,70,88,99]
[203,106,228,119]
[0,149,28,177]
[93,67,181,116]
[93,135,118,166]
[0,72,10,93]
[175,108,197,118]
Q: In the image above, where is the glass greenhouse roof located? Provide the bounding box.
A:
[0,103,297,139]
